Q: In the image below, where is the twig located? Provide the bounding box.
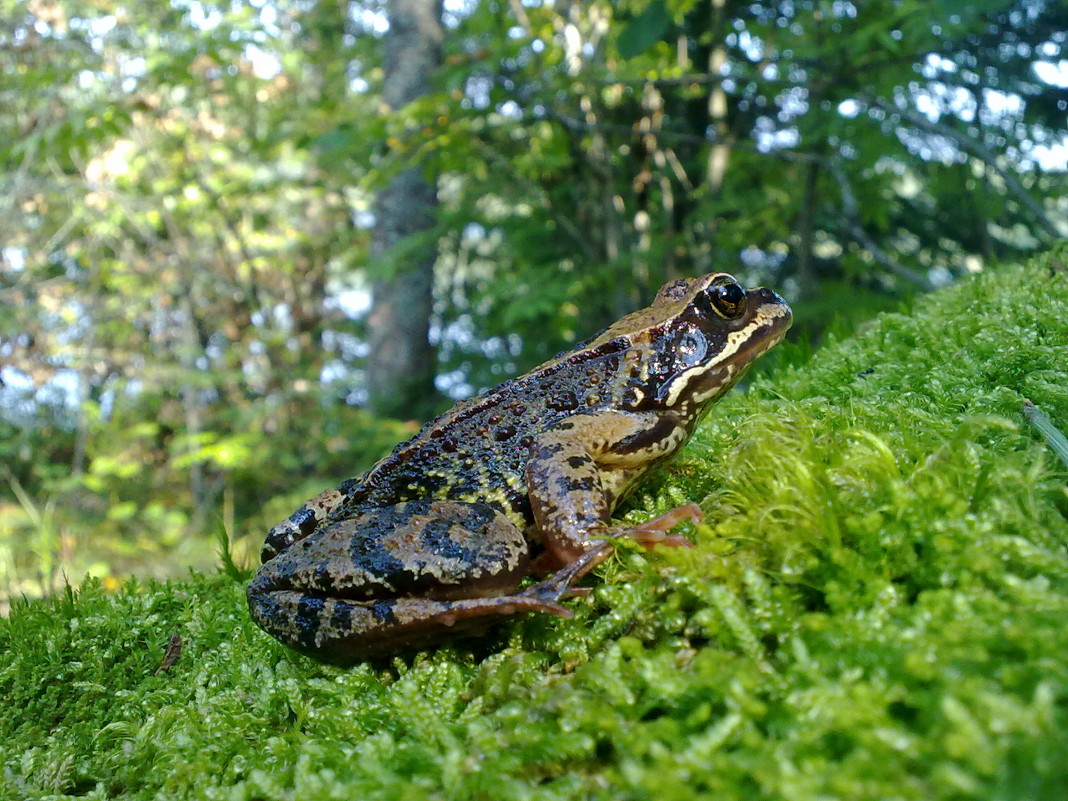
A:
[828,163,935,290]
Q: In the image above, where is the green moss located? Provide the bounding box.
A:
[3,249,1067,800]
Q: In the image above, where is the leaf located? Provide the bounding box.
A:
[617,1,671,60]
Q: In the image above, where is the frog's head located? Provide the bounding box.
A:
[606,272,792,416]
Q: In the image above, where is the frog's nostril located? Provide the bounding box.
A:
[757,287,785,304]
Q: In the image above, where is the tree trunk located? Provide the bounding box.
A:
[702,0,732,270]
[795,158,821,299]
[366,0,443,420]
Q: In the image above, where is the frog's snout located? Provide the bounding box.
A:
[749,286,791,321]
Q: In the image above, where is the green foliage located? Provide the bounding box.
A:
[422,0,1066,377]
[0,0,389,593]
[617,1,672,59]
[2,250,1066,800]
[0,398,415,599]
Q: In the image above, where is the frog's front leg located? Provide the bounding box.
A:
[247,500,578,663]
[524,411,702,576]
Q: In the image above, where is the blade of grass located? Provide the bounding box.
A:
[1023,400,1068,470]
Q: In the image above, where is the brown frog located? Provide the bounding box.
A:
[247,273,792,663]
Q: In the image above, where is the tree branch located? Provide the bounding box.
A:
[828,163,935,291]
[869,96,1065,242]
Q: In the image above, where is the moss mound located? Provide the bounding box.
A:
[3,250,1067,800]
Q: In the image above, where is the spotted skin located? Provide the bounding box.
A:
[248,273,792,663]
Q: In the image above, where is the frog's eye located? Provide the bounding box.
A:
[697,281,746,319]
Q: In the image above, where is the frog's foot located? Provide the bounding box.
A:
[517,505,702,605]
[519,540,616,602]
[615,502,703,550]
[529,504,702,591]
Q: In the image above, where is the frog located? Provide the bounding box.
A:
[247,272,792,663]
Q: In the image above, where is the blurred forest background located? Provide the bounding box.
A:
[1,0,1065,602]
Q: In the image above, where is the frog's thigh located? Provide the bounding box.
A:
[247,500,549,660]
[525,411,686,564]
[254,500,531,601]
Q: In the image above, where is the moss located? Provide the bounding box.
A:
[3,249,1067,800]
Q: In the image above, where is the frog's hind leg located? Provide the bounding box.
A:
[248,499,578,663]
[248,588,575,664]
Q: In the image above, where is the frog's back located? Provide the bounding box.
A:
[342,338,632,523]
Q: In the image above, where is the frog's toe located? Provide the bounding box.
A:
[617,502,702,550]
[517,580,591,607]
[621,529,694,549]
